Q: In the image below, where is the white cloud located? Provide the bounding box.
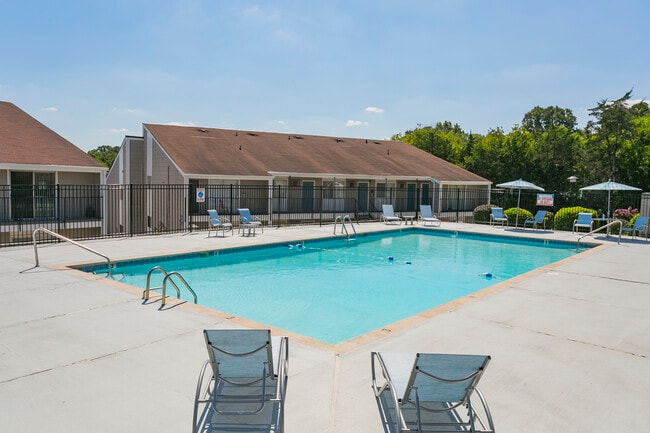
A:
[112,107,144,115]
[242,5,280,22]
[166,121,196,127]
[365,106,384,114]
[277,120,286,125]
[108,128,129,134]
[43,106,58,112]
[346,120,368,127]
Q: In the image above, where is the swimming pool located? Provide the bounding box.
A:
[81,229,580,344]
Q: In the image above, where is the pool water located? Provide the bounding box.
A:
[87,230,578,344]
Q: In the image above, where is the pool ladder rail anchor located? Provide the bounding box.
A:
[333,215,357,240]
[143,266,198,308]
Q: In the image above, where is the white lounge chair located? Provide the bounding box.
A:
[622,215,648,240]
[524,210,548,230]
[489,207,508,227]
[418,205,441,227]
[238,208,263,236]
[371,352,495,433]
[573,212,594,233]
[382,204,403,225]
[207,209,233,237]
[193,329,289,433]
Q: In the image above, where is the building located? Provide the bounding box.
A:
[108,124,490,231]
[0,101,107,243]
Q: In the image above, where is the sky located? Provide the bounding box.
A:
[1,0,649,152]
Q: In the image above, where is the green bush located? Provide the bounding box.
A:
[504,207,533,227]
[553,206,597,231]
[473,204,496,224]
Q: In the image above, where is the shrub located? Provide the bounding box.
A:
[613,207,639,222]
[554,206,597,231]
[504,207,533,227]
[473,204,497,224]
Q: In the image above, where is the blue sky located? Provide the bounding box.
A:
[1,1,648,151]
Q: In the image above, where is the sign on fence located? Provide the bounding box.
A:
[196,188,205,203]
[536,193,554,206]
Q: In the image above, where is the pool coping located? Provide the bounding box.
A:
[57,225,606,355]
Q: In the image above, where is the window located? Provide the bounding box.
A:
[11,171,55,219]
[323,181,343,199]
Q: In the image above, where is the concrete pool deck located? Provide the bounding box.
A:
[0,222,648,432]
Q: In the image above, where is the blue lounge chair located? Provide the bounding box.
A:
[490,207,508,227]
[622,215,648,240]
[573,212,594,233]
[524,210,548,230]
[238,208,263,236]
[207,209,233,237]
[193,329,289,433]
[371,352,495,433]
[382,204,403,225]
[418,205,441,227]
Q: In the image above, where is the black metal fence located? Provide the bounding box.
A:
[0,184,644,247]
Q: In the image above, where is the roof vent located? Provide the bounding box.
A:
[199,128,208,133]
[247,132,258,137]
[335,138,343,143]
[293,135,303,140]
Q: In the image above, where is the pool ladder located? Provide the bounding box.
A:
[334,215,356,240]
[143,266,198,308]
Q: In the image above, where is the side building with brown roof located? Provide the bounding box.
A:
[0,101,107,243]
[108,123,491,230]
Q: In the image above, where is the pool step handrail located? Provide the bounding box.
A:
[333,215,356,240]
[143,266,198,307]
[576,219,623,251]
[32,227,113,277]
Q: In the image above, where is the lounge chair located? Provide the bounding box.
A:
[489,207,508,227]
[238,208,263,236]
[418,205,441,227]
[573,212,594,233]
[207,209,233,237]
[193,329,289,433]
[371,352,495,433]
[524,210,548,230]
[382,204,403,225]
[622,215,648,240]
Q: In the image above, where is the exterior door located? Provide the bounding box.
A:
[357,182,369,212]
[302,181,314,212]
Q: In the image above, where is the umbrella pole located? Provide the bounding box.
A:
[515,189,521,227]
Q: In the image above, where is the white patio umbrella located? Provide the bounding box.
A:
[496,179,545,227]
[580,179,641,218]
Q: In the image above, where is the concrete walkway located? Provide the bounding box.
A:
[0,223,648,432]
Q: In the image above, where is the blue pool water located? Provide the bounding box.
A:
[82,230,579,344]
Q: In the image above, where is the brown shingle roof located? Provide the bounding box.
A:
[0,101,104,168]
[144,124,488,183]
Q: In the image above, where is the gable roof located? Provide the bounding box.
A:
[144,124,489,183]
[0,101,104,169]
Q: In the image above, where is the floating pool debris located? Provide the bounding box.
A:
[388,256,394,261]
[482,272,493,279]
[405,261,412,265]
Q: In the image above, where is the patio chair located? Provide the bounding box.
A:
[523,210,548,230]
[622,215,648,240]
[238,208,263,236]
[371,352,495,433]
[193,329,289,433]
[573,212,594,234]
[418,205,442,227]
[382,204,403,225]
[207,209,233,237]
[489,207,508,227]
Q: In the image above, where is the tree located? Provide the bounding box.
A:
[88,145,119,168]
[522,106,577,134]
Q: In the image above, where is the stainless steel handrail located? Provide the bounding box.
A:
[333,215,356,239]
[576,219,624,251]
[32,227,112,277]
[161,271,197,307]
